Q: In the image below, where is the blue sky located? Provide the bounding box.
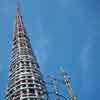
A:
[0,0,99,99]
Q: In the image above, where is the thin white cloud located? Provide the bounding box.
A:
[34,36,50,66]
[80,39,92,70]
[80,35,95,93]
[80,33,96,70]
[0,65,2,72]
[33,17,52,67]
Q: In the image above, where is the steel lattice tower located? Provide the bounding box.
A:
[60,68,77,100]
[6,2,49,100]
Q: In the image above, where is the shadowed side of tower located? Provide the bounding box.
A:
[6,2,49,100]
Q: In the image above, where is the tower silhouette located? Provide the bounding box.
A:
[6,2,48,100]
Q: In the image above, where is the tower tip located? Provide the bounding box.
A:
[16,0,20,9]
[60,66,68,75]
[60,66,64,72]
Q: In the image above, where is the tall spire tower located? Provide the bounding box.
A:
[6,2,48,100]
